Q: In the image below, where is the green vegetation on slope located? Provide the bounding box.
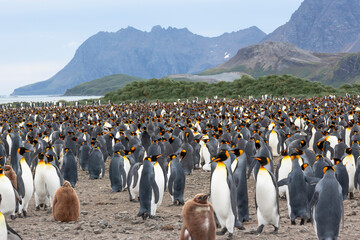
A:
[64,74,146,96]
[103,75,360,103]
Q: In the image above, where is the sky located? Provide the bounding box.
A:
[0,0,304,95]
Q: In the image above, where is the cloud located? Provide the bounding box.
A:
[64,41,79,49]
[0,62,65,95]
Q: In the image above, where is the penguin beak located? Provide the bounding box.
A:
[203,194,210,200]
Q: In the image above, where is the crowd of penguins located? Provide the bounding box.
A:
[0,96,360,240]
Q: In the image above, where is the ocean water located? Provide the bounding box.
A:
[0,95,102,104]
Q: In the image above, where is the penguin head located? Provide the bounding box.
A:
[130,147,136,153]
[323,165,335,174]
[18,147,31,156]
[180,150,187,160]
[301,163,309,171]
[333,158,342,165]
[193,193,210,204]
[212,151,229,162]
[254,156,269,166]
[230,148,243,157]
[345,148,352,155]
[114,150,121,156]
[38,152,45,160]
[146,155,162,162]
[45,154,54,163]
[64,148,70,153]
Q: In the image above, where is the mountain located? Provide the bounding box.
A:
[63,74,146,96]
[12,26,266,95]
[263,0,360,53]
[200,41,360,87]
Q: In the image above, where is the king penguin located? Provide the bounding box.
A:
[210,150,239,239]
[167,154,185,205]
[109,151,127,192]
[310,166,344,240]
[0,194,22,240]
[0,162,16,218]
[252,156,280,234]
[137,156,160,220]
[61,148,78,187]
[17,147,34,217]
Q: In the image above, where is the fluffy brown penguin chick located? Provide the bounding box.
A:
[52,180,80,222]
[180,193,216,240]
[4,165,17,189]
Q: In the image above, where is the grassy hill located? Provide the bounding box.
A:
[64,74,146,96]
[103,75,360,103]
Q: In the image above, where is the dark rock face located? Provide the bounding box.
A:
[12,26,265,95]
[263,0,360,53]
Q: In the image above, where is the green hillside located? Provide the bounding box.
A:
[64,74,146,96]
[103,75,360,103]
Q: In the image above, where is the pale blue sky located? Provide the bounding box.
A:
[0,0,303,95]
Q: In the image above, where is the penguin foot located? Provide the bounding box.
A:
[227,233,233,240]
[270,226,278,234]
[235,220,245,230]
[17,213,23,218]
[10,215,16,220]
[35,206,40,211]
[149,215,156,220]
[23,210,27,217]
[291,220,296,225]
[300,219,305,225]
[129,199,137,202]
[216,228,227,236]
[250,225,264,234]
[349,192,354,199]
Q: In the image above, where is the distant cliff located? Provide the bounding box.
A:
[263,0,360,53]
[12,26,265,95]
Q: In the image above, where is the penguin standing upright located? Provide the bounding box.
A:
[252,156,280,234]
[167,154,185,205]
[0,162,16,218]
[276,153,292,198]
[334,158,349,200]
[127,162,143,201]
[61,148,78,187]
[34,153,49,210]
[180,193,216,240]
[152,156,166,213]
[44,155,63,207]
[137,156,159,220]
[311,166,344,240]
[210,151,239,239]
[0,194,22,240]
[79,141,91,171]
[342,148,356,199]
[109,151,127,192]
[278,151,310,225]
[17,147,34,217]
[230,148,249,222]
[88,146,105,179]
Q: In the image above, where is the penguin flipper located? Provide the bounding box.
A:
[247,157,257,179]
[55,166,64,186]
[6,221,22,240]
[227,169,238,218]
[13,187,22,205]
[131,164,141,188]
[120,166,127,188]
[17,175,25,198]
[277,177,289,186]
[275,158,282,180]
[305,176,320,185]
[168,169,175,196]
[355,167,359,190]
[151,176,160,204]
[310,191,319,209]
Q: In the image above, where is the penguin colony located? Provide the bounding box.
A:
[0,96,359,239]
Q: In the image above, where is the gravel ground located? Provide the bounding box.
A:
[9,157,360,240]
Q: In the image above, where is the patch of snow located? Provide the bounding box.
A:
[224,52,230,59]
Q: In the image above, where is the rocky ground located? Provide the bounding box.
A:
[9,158,360,240]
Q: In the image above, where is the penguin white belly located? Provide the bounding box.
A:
[210,164,234,233]
[34,163,49,206]
[231,159,238,173]
[343,156,356,193]
[20,160,34,212]
[0,212,7,240]
[326,136,338,149]
[345,128,351,147]
[256,168,279,227]
[269,131,280,157]
[200,144,211,171]
[45,164,61,205]
[154,163,165,207]
[129,166,142,200]
[0,176,16,217]
[124,157,131,187]
[278,156,292,197]
[167,165,174,201]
